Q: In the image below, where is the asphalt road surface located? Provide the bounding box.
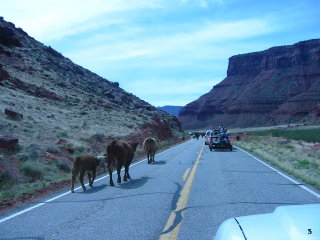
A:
[1,138,319,240]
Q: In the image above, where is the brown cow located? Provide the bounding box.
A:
[143,137,158,164]
[106,140,139,186]
[71,155,100,193]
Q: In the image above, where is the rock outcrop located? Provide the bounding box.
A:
[179,39,320,129]
[0,136,19,149]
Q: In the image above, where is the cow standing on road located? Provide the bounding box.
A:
[143,137,158,164]
[106,140,139,186]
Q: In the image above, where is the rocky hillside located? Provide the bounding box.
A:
[179,39,320,129]
[0,17,183,204]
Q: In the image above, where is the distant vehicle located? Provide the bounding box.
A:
[204,130,213,145]
[208,128,232,151]
[215,203,320,240]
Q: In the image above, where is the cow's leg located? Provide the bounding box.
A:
[108,168,114,186]
[91,169,96,187]
[79,170,86,191]
[152,153,155,163]
[87,172,92,187]
[123,165,128,182]
[71,173,76,193]
[71,167,78,193]
[117,167,121,183]
[125,165,131,180]
[107,157,114,186]
[147,152,150,164]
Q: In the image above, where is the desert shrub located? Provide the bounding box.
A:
[22,144,42,159]
[57,82,67,87]
[0,190,15,199]
[46,146,60,154]
[91,133,105,143]
[0,170,16,189]
[74,145,86,153]
[19,161,44,181]
[73,152,91,158]
[56,161,71,172]
[295,160,310,169]
[56,131,68,138]
[284,144,294,150]
[16,153,30,162]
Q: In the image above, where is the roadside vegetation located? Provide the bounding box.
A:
[234,126,320,190]
[249,127,320,143]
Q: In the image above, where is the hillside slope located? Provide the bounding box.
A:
[178,39,320,129]
[0,17,182,204]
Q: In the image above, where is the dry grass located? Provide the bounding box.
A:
[235,135,320,190]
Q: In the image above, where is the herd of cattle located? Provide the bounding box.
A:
[71,137,158,193]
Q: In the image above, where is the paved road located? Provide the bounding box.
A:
[0,139,319,240]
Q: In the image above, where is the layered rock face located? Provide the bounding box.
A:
[179,39,320,129]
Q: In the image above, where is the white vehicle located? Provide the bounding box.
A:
[204,130,213,145]
[215,203,320,240]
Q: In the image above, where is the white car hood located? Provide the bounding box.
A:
[216,204,320,240]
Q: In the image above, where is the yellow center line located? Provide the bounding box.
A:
[159,143,205,240]
[182,168,191,182]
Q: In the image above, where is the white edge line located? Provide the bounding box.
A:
[236,146,320,199]
[0,140,191,224]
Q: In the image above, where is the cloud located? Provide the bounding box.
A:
[180,0,224,7]
[0,0,163,41]
[67,18,273,64]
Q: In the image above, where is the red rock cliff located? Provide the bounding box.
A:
[178,39,320,129]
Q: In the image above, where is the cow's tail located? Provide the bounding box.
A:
[72,157,80,176]
[106,140,117,169]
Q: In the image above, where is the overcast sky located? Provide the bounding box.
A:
[1,0,319,106]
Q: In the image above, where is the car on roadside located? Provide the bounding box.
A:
[215,203,320,240]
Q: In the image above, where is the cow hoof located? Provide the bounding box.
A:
[110,182,115,186]
[82,187,86,191]
[123,178,127,182]
[117,179,121,184]
[71,189,74,193]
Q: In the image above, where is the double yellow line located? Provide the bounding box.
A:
[159,143,205,240]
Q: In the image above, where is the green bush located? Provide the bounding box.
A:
[74,145,86,153]
[56,131,68,138]
[91,133,105,143]
[20,161,44,181]
[295,160,310,169]
[56,161,71,172]
[0,171,16,189]
[16,153,30,162]
[46,146,60,154]
[0,190,15,199]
